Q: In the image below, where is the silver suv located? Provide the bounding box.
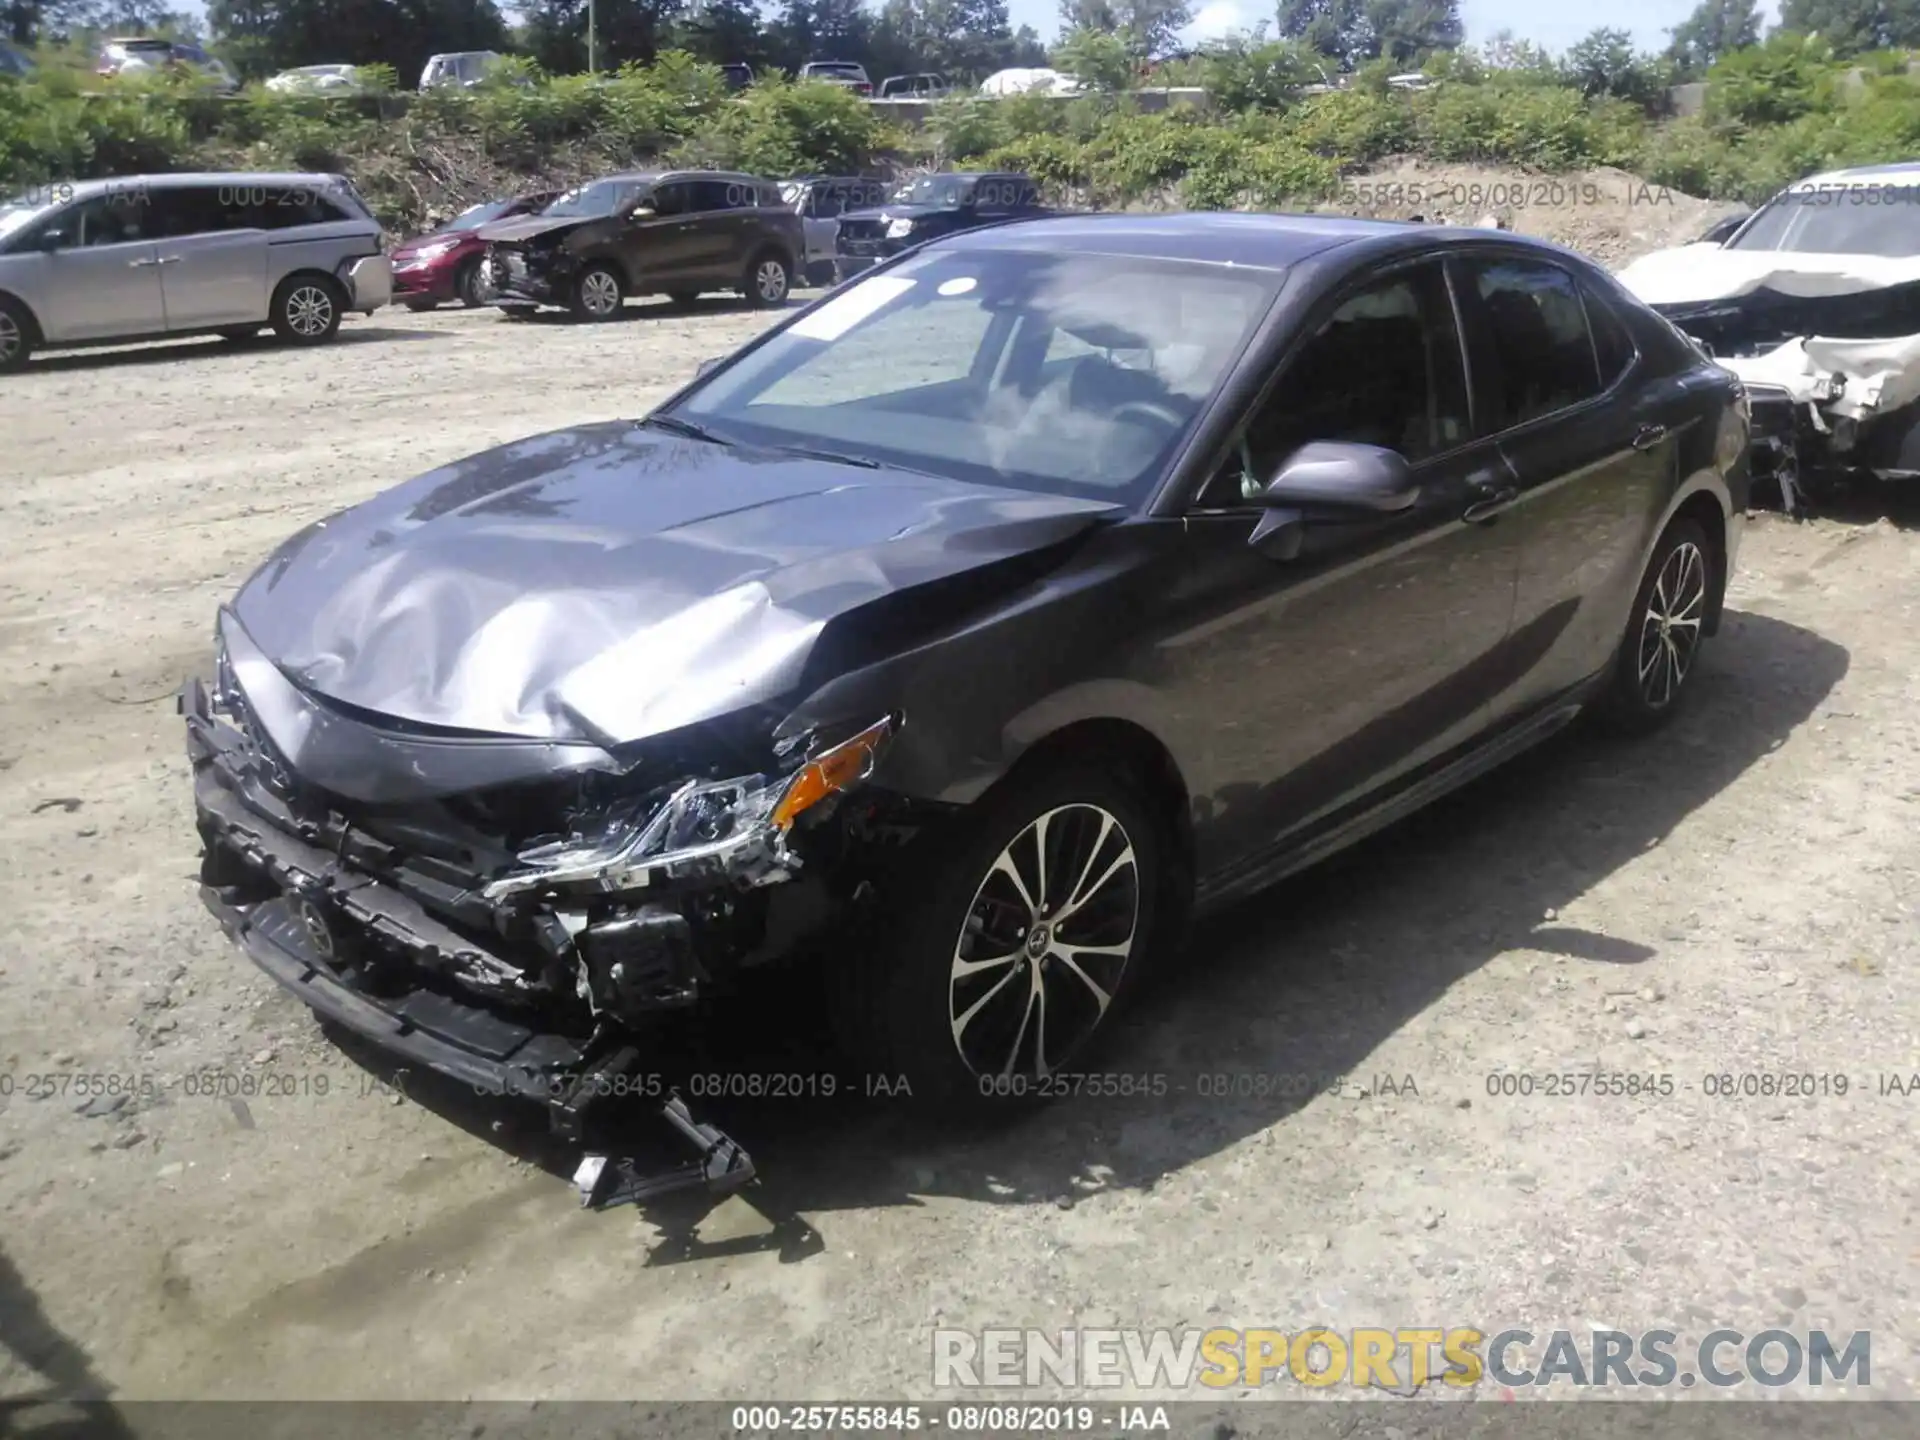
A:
[0,172,393,372]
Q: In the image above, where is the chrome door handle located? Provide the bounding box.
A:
[1462,485,1519,524]
[155,255,182,265]
[128,257,158,267]
[1632,423,1668,451]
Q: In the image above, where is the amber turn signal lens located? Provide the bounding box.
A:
[770,718,894,830]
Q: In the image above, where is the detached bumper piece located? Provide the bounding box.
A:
[181,676,757,1207]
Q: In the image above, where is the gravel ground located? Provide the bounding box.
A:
[1,265,1918,1424]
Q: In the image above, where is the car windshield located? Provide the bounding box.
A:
[669,247,1279,505]
[0,197,45,240]
[542,180,646,219]
[444,199,514,231]
[1729,184,1920,257]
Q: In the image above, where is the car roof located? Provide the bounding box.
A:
[591,169,768,185]
[48,172,359,202]
[926,210,1579,270]
[1791,160,1920,187]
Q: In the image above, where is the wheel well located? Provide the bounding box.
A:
[750,242,794,271]
[275,269,345,300]
[0,290,43,343]
[1670,492,1729,634]
[994,719,1195,914]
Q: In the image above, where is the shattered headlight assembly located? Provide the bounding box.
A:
[885,217,918,240]
[483,717,895,900]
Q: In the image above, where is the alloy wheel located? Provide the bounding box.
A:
[285,285,333,338]
[581,269,621,317]
[1637,539,1707,709]
[947,804,1139,1080]
[0,310,19,366]
[756,260,787,303]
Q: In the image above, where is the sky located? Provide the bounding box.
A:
[1140,0,1787,55]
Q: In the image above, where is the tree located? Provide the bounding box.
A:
[1363,0,1460,66]
[1275,0,1368,65]
[667,0,767,67]
[1563,25,1665,104]
[1056,0,1192,59]
[209,0,511,82]
[1666,0,1762,76]
[1778,0,1920,56]
[521,0,679,72]
[874,0,1018,77]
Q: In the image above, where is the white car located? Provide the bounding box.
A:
[266,64,362,94]
[978,67,1085,97]
[419,51,504,90]
[1617,160,1920,511]
[96,38,238,94]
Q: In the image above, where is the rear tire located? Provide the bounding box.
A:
[403,298,440,313]
[830,760,1162,1114]
[0,295,38,372]
[270,275,344,345]
[742,250,790,308]
[1595,517,1714,735]
[569,264,624,322]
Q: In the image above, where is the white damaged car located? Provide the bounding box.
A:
[1617,161,1920,512]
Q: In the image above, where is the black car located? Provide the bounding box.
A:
[479,169,804,320]
[184,213,1746,1191]
[834,171,1050,280]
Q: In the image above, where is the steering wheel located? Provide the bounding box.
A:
[1095,399,1188,475]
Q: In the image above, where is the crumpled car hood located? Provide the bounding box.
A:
[1616,242,1920,307]
[1718,335,1920,420]
[231,421,1122,747]
[475,214,593,245]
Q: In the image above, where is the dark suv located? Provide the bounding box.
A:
[479,170,804,320]
[834,171,1049,280]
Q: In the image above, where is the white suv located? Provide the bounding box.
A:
[0,172,393,372]
[420,51,504,89]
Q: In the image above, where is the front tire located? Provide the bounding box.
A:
[0,297,31,372]
[403,298,441,313]
[570,264,624,322]
[1596,517,1714,734]
[833,762,1162,1112]
[742,250,790,308]
[455,256,492,308]
[270,275,344,345]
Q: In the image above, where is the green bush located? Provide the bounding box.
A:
[674,75,890,176]
[1705,32,1836,127]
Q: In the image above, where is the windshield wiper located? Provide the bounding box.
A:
[768,443,882,469]
[639,414,731,446]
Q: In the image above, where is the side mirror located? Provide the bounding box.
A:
[1262,441,1420,513]
[36,226,71,252]
[624,205,656,220]
[695,356,722,378]
[1247,441,1420,558]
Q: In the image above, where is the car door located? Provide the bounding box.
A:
[800,185,838,270]
[150,184,269,330]
[1452,252,1681,717]
[1160,257,1523,877]
[623,179,704,289]
[21,194,166,342]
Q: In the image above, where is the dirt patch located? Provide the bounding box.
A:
[0,291,1916,1412]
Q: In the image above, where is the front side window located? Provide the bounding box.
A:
[544,180,647,219]
[1467,257,1602,430]
[670,248,1279,505]
[1206,262,1469,506]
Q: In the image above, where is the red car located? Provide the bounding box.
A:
[393,190,559,310]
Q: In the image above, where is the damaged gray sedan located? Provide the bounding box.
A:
[186,214,1745,1192]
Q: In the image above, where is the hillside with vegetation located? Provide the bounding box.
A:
[5,2,1920,241]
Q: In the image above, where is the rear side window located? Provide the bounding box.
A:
[1583,285,1637,387]
[215,184,350,230]
[1465,256,1603,430]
